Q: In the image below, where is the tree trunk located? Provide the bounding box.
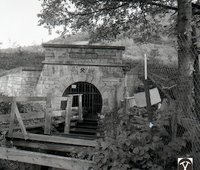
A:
[192,23,200,120]
[177,0,194,115]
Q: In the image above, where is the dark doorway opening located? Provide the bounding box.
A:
[61,82,102,120]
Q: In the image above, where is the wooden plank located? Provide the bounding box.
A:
[12,140,94,154]
[44,93,52,134]
[123,69,129,114]
[17,123,44,130]
[13,102,28,140]
[0,147,94,170]
[0,110,78,124]
[0,112,45,123]
[52,110,65,117]
[51,110,79,117]
[78,95,83,120]
[8,99,16,136]
[1,122,45,132]
[54,96,68,101]
[143,79,153,122]
[21,112,45,120]
[0,96,46,102]
[64,96,73,134]
[68,94,83,97]
[15,96,47,102]
[7,133,97,147]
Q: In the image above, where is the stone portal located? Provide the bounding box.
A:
[36,44,126,114]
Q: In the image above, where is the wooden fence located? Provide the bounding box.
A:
[0,93,96,170]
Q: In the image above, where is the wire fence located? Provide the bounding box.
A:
[133,34,200,169]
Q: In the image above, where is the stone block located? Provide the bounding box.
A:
[69,48,83,53]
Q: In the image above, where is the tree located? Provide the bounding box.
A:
[38,0,200,114]
[38,0,177,42]
[176,0,193,114]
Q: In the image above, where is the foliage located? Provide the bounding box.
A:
[0,102,11,115]
[0,50,44,70]
[38,0,178,43]
[94,106,194,170]
[0,102,45,115]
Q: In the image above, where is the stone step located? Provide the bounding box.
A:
[70,127,97,135]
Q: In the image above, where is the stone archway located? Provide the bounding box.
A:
[36,44,126,114]
[61,81,102,120]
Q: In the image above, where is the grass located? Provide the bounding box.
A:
[0,33,177,70]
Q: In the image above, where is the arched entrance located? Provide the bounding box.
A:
[61,82,102,120]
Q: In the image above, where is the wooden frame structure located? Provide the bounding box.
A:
[2,93,83,138]
[0,94,96,170]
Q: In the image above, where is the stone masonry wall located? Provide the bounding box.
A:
[42,44,123,65]
[0,44,138,114]
[0,69,41,96]
[36,44,126,112]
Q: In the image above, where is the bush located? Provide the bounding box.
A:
[95,107,190,170]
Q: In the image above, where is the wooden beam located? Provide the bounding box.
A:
[52,110,65,117]
[0,96,47,102]
[64,96,73,134]
[69,94,84,97]
[1,122,45,132]
[8,99,16,136]
[78,95,83,120]
[0,96,69,103]
[44,93,52,134]
[15,97,47,102]
[0,147,94,170]
[0,112,45,123]
[7,133,97,147]
[53,96,68,101]
[11,140,94,154]
[143,79,153,122]
[0,110,72,124]
[0,110,78,125]
[13,102,28,140]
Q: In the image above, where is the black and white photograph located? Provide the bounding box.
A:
[0,0,200,170]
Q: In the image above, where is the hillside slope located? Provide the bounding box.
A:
[0,33,177,70]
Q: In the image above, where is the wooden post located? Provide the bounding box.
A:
[144,54,148,80]
[64,95,73,134]
[14,101,28,140]
[8,98,16,137]
[144,79,153,122]
[143,54,153,122]
[78,94,83,120]
[44,93,52,134]
[123,65,130,114]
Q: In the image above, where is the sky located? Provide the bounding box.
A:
[0,0,59,48]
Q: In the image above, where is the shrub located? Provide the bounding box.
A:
[95,107,190,170]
